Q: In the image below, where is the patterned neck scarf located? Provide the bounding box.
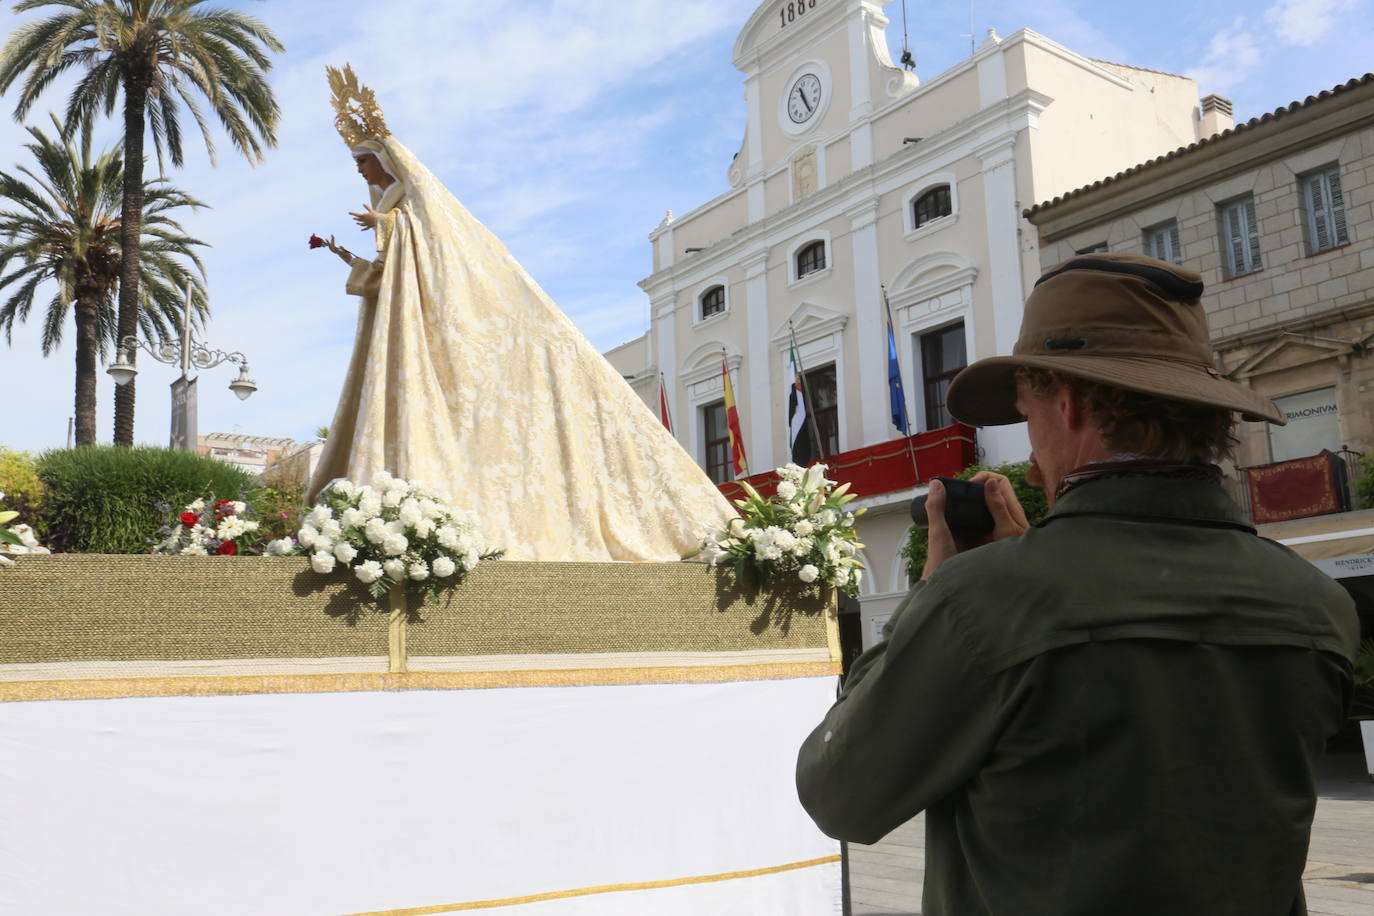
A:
[1053,453,1223,502]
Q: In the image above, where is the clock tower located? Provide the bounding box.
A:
[629,0,1214,642]
[728,0,916,220]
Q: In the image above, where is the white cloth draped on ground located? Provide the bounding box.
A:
[308,135,735,561]
[0,681,842,916]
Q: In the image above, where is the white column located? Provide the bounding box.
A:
[975,134,1031,465]
[745,72,767,223]
[744,250,775,471]
[847,4,874,169]
[848,201,887,446]
[976,136,1023,357]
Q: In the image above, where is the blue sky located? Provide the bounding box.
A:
[2,0,1371,454]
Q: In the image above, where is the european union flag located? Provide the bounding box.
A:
[887,311,910,436]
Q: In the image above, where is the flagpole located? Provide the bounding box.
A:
[788,321,827,462]
[883,285,923,486]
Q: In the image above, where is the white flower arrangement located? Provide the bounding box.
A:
[699,463,865,596]
[152,497,260,557]
[0,492,49,568]
[280,471,502,604]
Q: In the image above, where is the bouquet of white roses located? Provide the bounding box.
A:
[152,497,260,557]
[699,462,864,596]
[271,471,502,604]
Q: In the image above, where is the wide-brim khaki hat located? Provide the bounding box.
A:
[946,253,1285,427]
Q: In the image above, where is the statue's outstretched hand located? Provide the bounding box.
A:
[325,235,354,266]
[350,204,380,230]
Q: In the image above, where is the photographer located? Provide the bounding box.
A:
[796,253,1359,915]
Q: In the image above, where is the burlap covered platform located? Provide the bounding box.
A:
[0,555,843,915]
[0,555,837,693]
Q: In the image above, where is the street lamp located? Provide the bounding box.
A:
[106,285,256,451]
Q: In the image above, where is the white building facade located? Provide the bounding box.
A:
[607,0,1229,647]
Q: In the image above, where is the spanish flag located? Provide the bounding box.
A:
[721,356,749,477]
[658,373,673,434]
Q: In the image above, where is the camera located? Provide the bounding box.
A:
[910,477,994,546]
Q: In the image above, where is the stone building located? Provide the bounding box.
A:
[1024,73,1374,648]
[605,0,1231,647]
[1026,74,1374,473]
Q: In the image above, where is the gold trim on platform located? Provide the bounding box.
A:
[0,661,843,703]
[339,854,842,915]
[388,584,408,674]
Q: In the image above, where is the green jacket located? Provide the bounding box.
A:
[796,476,1359,915]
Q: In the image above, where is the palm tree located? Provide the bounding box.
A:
[0,0,283,445]
[0,115,207,445]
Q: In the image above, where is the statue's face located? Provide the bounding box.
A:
[354,153,390,187]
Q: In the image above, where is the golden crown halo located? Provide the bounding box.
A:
[327,63,390,148]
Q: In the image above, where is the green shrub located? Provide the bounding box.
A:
[253,482,306,543]
[0,447,44,531]
[1353,454,1374,510]
[37,446,258,553]
[899,462,1050,583]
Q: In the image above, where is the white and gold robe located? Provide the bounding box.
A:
[309,138,736,561]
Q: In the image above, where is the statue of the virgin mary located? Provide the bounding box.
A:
[308,66,737,562]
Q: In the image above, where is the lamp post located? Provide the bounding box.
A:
[106,285,256,451]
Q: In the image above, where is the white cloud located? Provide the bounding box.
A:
[1263,0,1359,46]
[1185,17,1265,95]
[0,0,742,453]
[1186,0,1370,94]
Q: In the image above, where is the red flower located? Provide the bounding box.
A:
[309,233,326,249]
[180,511,199,528]
[217,541,238,556]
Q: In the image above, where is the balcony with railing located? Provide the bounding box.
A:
[717,423,977,503]
[1225,448,1364,526]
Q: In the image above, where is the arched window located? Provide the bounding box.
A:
[796,240,826,278]
[912,185,952,229]
[700,285,725,319]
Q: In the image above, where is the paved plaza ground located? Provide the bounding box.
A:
[846,751,1374,915]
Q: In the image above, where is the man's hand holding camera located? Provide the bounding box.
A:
[921,471,1029,580]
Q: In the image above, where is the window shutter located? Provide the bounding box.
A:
[1223,204,1246,275]
[1243,198,1262,273]
[1306,174,1330,253]
[1329,167,1348,246]
[1147,228,1163,261]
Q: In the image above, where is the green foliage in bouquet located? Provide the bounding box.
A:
[700,463,865,597]
[900,462,1049,583]
[38,446,256,553]
[0,506,22,549]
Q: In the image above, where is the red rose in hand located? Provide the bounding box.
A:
[217,541,238,556]
[309,233,326,249]
[180,511,199,528]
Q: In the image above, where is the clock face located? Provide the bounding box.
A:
[787,74,822,124]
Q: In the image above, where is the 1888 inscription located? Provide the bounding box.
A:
[780,0,818,29]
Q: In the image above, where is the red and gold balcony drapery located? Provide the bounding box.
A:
[718,424,977,503]
[1245,451,1347,524]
